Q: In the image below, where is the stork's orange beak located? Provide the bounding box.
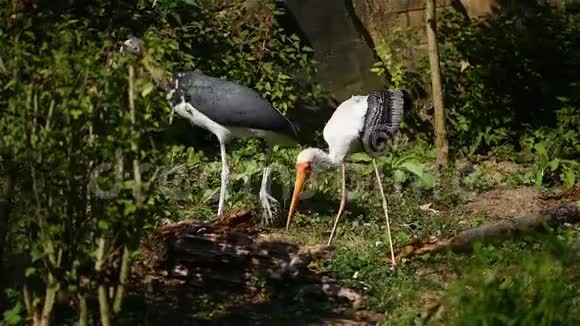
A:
[286,162,311,231]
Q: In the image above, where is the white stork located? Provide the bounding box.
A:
[122,37,298,222]
[285,89,411,267]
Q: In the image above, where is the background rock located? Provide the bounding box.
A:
[283,0,385,101]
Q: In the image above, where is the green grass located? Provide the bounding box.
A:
[277,217,580,325]
[154,144,580,324]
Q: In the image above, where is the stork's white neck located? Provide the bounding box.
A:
[297,148,343,170]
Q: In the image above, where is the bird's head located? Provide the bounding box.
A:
[120,37,145,57]
[286,148,327,230]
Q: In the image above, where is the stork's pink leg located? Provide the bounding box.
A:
[372,159,396,268]
[327,162,347,246]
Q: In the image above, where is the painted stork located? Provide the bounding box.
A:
[285,89,411,266]
[121,37,298,222]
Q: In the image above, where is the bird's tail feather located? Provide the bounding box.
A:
[385,88,411,134]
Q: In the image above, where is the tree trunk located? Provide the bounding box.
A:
[425,0,449,168]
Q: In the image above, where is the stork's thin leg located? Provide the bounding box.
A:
[217,141,229,216]
[327,162,347,246]
[259,147,279,224]
[372,159,396,268]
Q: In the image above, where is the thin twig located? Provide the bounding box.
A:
[32,90,38,137]
[113,246,130,313]
[0,54,7,74]
[78,294,88,326]
[128,65,143,206]
[95,237,112,326]
[45,100,55,131]
[40,272,59,326]
[113,65,141,314]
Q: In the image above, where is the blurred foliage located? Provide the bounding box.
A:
[0,0,319,323]
[0,14,173,324]
[446,239,580,325]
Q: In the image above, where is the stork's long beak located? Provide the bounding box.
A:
[286,162,311,231]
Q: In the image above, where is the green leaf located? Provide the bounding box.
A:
[3,79,16,90]
[399,160,434,188]
[70,109,83,120]
[3,301,24,325]
[535,169,544,186]
[98,220,109,231]
[124,202,137,216]
[561,166,576,189]
[548,158,560,171]
[25,267,36,278]
[350,153,371,162]
[393,169,407,184]
[141,82,155,97]
[182,0,199,7]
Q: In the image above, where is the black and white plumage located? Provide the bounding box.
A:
[361,89,410,155]
[166,72,297,139]
[285,88,411,266]
[122,37,298,222]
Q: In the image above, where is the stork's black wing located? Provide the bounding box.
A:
[167,72,297,138]
[360,88,412,156]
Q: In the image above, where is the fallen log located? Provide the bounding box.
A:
[394,202,579,260]
[130,209,362,315]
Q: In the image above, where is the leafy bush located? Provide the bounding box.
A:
[370,4,579,189]
[350,139,436,192]
[145,0,321,113]
[438,5,580,157]
[0,12,174,322]
[446,241,580,325]
[371,26,428,95]
[0,0,320,323]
